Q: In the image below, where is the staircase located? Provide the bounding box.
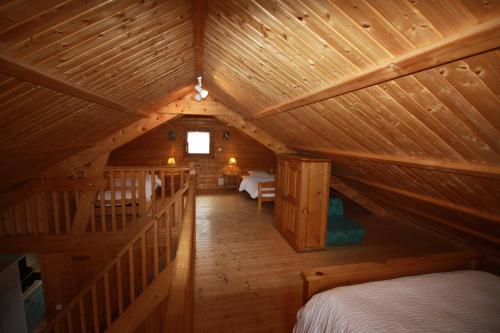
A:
[41,173,196,333]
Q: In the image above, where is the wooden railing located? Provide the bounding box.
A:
[42,173,196,333]
[0,166,190,236]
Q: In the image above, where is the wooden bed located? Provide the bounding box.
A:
[257,181,275,211]
[296,250,500,333]
[301,250,480,302]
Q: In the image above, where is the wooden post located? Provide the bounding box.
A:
[70,153,110,234]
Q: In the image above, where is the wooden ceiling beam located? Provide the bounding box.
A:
[157,93,233,116]
[337,173,500,224]
[292,146,500,180]
[252,18,500,119]
[0,54,149,118]
[330,176,386,216]
[212,100,294,154]
[193,0,207,75]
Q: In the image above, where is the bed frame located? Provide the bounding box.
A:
[257,181,275,211]
[301,250,480,303]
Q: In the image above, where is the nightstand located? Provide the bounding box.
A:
[223,172,239,191]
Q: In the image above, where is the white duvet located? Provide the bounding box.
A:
[238,174,275,199]
[98,174,161,203]
[294,270,500,333]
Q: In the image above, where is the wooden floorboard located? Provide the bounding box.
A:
[194,193,461,332]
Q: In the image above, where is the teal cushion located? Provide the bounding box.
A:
[328,198,344,216]
[326,215,365,246]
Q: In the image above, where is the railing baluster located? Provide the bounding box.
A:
[161,170,166,200]
[129,247,135,302]
[63,191,70,233]
[139,170,146,221]
[52,192,60,234]
[79,299,87,333]
[120,170,126,229]
[110,172,117,231]
[170,173,175,196]
[153,219,159,277]
[104,272,112,328]
[151,170,156,213]
[91,286,99,333]
[117,259,124,314]
[166,212,171,264]
[66,310,73,333]
[141,235,147,289]
[131,171,137,225]
[100,188,106,232]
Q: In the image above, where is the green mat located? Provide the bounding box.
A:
[326,214,365,247]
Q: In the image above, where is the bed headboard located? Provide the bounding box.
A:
[301,250,480,303]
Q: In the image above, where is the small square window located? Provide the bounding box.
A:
[186,131,211,155]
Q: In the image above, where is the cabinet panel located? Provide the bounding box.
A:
[274,155,331,251]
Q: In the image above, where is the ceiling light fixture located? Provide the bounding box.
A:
[194,75,208,102]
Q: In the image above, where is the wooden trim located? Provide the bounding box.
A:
[252,18,500,119]
[291,146,500,180]
[0,232,134,253]
[301,251,480,302]
[19,178,108,192]
[329,176,386,216]
[193,0,207,75]
[0,54,148,118]
[336,173,500,224]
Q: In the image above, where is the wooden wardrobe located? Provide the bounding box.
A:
[274,154,331,251]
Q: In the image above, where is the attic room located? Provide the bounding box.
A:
[0,0,499,332]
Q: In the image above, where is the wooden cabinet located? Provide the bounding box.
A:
[274,154,331,251]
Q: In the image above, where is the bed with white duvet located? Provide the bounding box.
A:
[294,270,500,333]
[238,171,275,199]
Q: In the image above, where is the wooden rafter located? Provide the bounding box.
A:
[157,93,233,116]
[215,112,294,154]
[193,0,208,75]
[251,18,500,119]
[292,146,500,180]
[337,173,500,224]
[330,176,386,216]
[0,54,149,118]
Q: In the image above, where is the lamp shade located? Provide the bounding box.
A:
[228,157,237,165]
[167,157,176,165]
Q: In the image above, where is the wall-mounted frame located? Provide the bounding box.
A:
[168,130,176,141]
[223,131,230,141]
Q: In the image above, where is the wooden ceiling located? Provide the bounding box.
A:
[0,0,194,191]
[0,1,499,253]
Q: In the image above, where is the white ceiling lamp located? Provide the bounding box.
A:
[194,75,208,102]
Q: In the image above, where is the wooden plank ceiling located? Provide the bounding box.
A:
[0,0,195,191]
[0,1,499,253]
[202,0,500,253]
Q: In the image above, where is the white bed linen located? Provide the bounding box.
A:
[238,174,275,199]
[294,270,500,333]
[98,174,161,203]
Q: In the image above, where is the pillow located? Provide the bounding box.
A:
[248,170,269,176]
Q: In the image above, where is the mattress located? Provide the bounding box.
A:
[294,270,500,333]
[239,174,275,199]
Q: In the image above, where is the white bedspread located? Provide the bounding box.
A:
[98,174,161,203]
[238,174,275,199]
[294,270,500,333]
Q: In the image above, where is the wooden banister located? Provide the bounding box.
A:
[164,171,197,333]
[42,172,195,333]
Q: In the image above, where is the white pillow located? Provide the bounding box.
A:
[248,170,268,176]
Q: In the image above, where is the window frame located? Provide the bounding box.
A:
[184,129,214,157]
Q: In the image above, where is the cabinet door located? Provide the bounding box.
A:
[285,161,300,204]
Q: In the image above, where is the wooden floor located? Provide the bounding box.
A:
[193,193,461,333]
